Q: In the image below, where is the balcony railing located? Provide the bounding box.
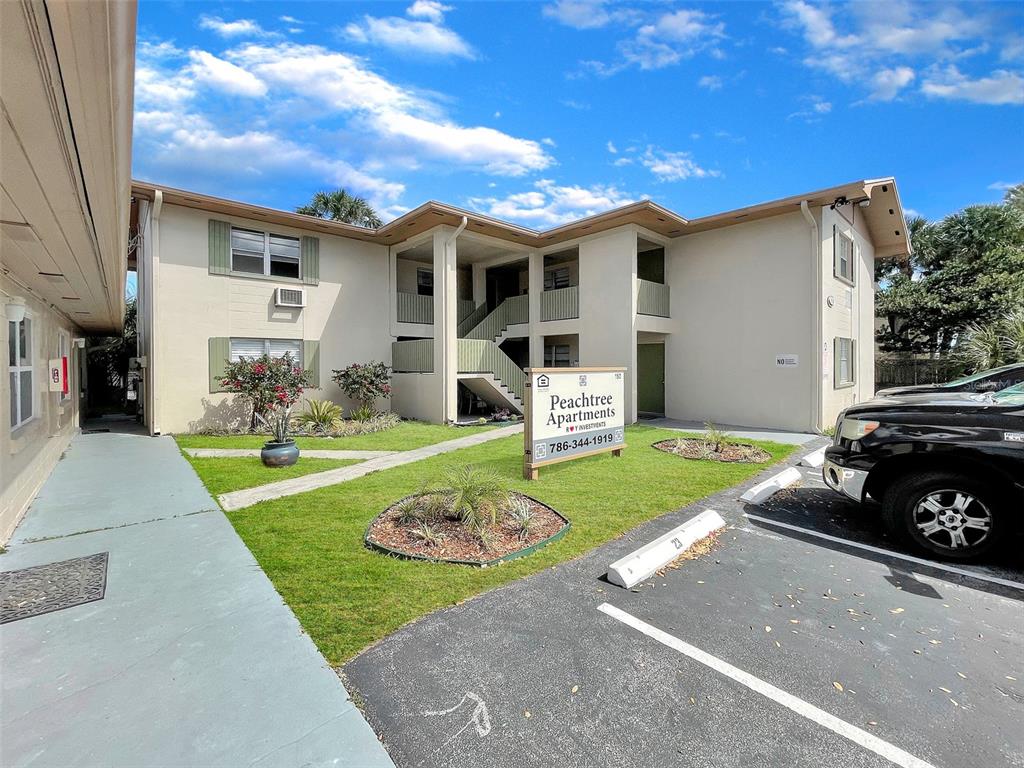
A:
[391,338,524,402]
[396,294,477,325]
[540,285,579,321]
[392,339,434,372]
[396,292,432,324]
[637,279,670,318]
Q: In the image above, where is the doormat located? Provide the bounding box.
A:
[82,428,111,434]
[0,553,109,624]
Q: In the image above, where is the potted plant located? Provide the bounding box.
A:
[221,352,310,467]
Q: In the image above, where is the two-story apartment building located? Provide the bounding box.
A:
[130,177,909,437]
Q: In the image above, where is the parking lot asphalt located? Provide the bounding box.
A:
[344,445,1024,768]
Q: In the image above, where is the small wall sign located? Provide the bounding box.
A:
[775,354,799,368]
[523,367,626,480]
[47,357,68,394]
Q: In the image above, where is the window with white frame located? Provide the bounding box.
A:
[9,316,34,429]
[230,338,302,365]
[834,227,855,285]
[835,337,855,387]
[231,227,301,279]
[544,344,571,367]
[544,267,570,291]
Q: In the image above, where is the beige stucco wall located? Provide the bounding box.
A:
[150,204,393,433]
[577,228,638,421]
[1,280,81,542]
[820,206,876,426]
[665,212,815,432]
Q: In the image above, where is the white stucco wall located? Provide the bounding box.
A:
[665,212,814,432]
[820,205,876,426]
[577,228,638,421]
[151,204,393,432]
[1,280,81,542]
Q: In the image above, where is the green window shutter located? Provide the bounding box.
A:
[209,337,230,393]
[301,236,320,286]
[209,220,232,275]
[303,339,321,388]
[833,337,840,385]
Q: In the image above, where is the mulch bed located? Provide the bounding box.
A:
[366,492,568,565]
[653,438,771,464]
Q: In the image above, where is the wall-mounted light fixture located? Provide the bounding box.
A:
[4,296,27,323]
[73,338,86,349]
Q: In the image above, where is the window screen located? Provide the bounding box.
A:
[544,268,570,291]
[835,337,855,386]
[417,268,433,296]
[834,228,854,284]
[544,344,571,367]
[231,228,265,274]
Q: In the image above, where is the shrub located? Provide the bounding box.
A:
[295,399,343,434]
[410,522,445,548]
[702,422,734,453]
[394,497,427,526]
[444,465,507,532]
[349,405,376,422]
[507,496,536,541]
[332,362,392,414]
[220,353,309,433]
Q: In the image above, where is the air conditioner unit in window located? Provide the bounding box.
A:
[275,287,306,308]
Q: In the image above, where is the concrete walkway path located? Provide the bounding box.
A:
[183,447,395,460]
[219,424,523,511]
[642,417,819,446]
[1,430,393,768]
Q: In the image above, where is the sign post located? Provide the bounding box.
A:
[523,366,626,480]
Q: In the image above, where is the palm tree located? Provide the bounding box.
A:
[296,189,382,228]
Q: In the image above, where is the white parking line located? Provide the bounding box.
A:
[743,512,1024,592]
[597,603,938,768]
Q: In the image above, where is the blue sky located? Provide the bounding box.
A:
[133,0,1023,227]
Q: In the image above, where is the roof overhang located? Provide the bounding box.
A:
[132,177,911,259]
[1,0,136,333]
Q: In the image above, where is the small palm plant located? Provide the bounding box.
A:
[444,465,507,532]
[295,399,343,434]
[702,422,733,453]
[507,496,536,542]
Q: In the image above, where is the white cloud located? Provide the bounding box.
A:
[606,141,618,154]
[344,1,475,58]
[988,180,1022,191]
[787,96,832,121]
[698,75,723,90]
[561,99,591,110]
[641,146,720,182]
[868,66,916,101]
[227,43,551,175]
[279,15,303,24]
[622,9,726,70]
[543,0,613,30]
[198,15,269,39]
[779,0,1019,107]
[467,178,639,226]
[612,157,633,167]
[187,51,267,97]
[921,66,1024,105]
[407,0,451,24]
[135,110,404,205]
[134,65,194,108]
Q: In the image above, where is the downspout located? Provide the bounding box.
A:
[150,189,163,435]
[442,217,468,423]
[800,200,822,433]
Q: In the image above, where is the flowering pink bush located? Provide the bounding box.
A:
[221,353,310,434]
[331,361,392,418]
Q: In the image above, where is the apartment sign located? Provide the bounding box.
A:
[523,367,625,479]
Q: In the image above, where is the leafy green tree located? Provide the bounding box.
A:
[296,189,383,228]
[876,184,1024,355]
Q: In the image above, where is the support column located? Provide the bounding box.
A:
[528,249,544,368]
[432,227,459,423]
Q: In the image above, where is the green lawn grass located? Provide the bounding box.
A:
[209,425,795,664]
[183,456,363,497]
[174,420,495,452]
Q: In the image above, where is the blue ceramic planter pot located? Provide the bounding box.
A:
[261,440,299,467]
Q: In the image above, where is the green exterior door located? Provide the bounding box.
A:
[637,343,665,415]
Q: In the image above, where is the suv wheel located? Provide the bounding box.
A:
[881,471,1001,561]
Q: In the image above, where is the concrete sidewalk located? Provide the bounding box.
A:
[218,423,523,511]
[643,417,819,446]
[183,447,396,460]
[1,430,393,768]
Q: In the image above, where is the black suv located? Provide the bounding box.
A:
[876,362,1024,397]
[824,384,1024,560]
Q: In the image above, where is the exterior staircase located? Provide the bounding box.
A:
[461,294,528,343]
